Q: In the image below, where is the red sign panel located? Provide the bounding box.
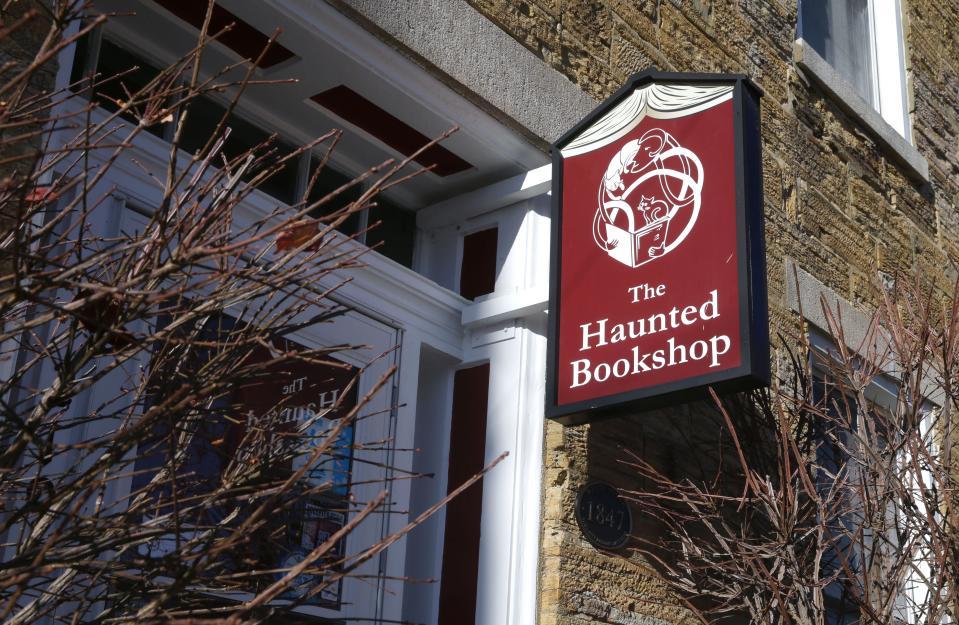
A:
[547,72,768,424]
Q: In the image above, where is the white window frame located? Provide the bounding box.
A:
[868,0,910,140]
[799,0,910,139]
[794,0,929,183]
[896,409,942,625]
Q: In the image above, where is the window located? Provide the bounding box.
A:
[71,33,299,204]
[367,198,416,268]
[307,161,364,237]
[71,37,168,140]
[813,376,868,625]
[131,314,360,608]
[798,0,910,139]
[69,33,418,267]
[306,163,416,267]
[177,95,299,205]
[809,333,937,625]
[104,291,401,621]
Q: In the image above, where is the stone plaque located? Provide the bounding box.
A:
[575,481,632,550]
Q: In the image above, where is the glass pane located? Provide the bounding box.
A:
[178,95,226,155]
[307,162,363,237]
[367,198,415,268]
[799,0,876,105]
[812,377,864,625]
[90,39,166,138]
[180,97,296,204]
[68,29,90,88]
[131,313,359,608]
[255,141,298,205]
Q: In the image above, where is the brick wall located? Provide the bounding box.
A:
[463,1,959,623]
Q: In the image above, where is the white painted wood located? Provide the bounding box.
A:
[417,164,552,230]
[46,17,553,622]
[871,0,910,139]
[451,194,549,625]
[396,341,456,625]
[90,0,547,210]
[462,287,548,328]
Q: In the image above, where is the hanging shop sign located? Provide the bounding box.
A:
[546,71,769,425]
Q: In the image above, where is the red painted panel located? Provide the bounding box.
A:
[556,99,742,406]
[311,85,473,177]
[154,0,296,68]
[437,364,490,625]
[459,227,498,300]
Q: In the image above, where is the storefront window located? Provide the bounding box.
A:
[131,313,359,608]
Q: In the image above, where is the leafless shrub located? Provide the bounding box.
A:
[0,3,503,623]
[623,274,959,625]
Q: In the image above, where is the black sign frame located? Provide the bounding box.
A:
[546,70,769,425]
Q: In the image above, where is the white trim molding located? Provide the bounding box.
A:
[417,164,551,230]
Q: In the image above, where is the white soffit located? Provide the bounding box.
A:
[91,0,549,208]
